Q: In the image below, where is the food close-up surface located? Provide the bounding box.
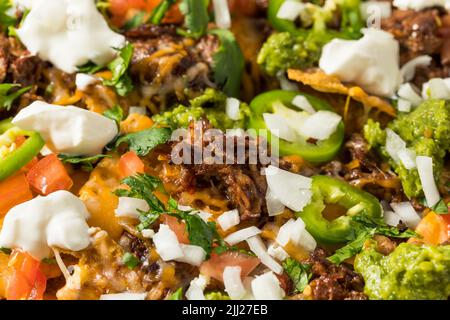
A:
[0,0,449,301]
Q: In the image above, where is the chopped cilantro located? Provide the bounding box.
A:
[0,83,31,110]
[179,0,209,39]
[209,29,244,98]
[115,127,171,156]
[122,252,140,269]
[282,258,312,293]
[58,154,110,172]
[103,105,124,126]
[149,0,177,25]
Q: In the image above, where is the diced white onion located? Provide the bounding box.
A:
[263,113,297,142]
[186,275,209,300]
[100,292,147,300]
[397,98,412,113]
[246,236,283,275]
[416,156,441,207]
[422,78,450,100]
[360,1,392,20]
[141,229,155,239]
[195,210,213,223]
[175,244,207,267]
[390,202,421,229]
[276,0,306,21]
[299,111,342,141]
[224,226,261,246]
[383,210,402,227]
[397,148,417,169]
[226,97,241,121]
[385,128,406,163]
[277,72,298,91]
[266,188,285,216]
[115,197,149,219]
[129,106,147,115]
[292,95,315,114]
[267,243,289,262]
[265,165,312,212]
[223,266,247,300]
[217,209,240,231]
[152,224,184,261]
[213,0,231,29]
[400,55,432,82]
[251,272,285,300]
[276,218,316,252]
[397,83,423,107]
[75,73,98,91]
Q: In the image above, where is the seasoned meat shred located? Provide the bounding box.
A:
[163,119,270,220]
[307,248,367,300]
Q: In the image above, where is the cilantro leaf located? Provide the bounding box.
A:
[0,0,16,30]
[115,174,227,257]
[168,288,183,300]
[77,62,105,74]
[122,252,140,269]
[103,105,124,126]
[170,210,220,257]
[149,0,177,25]
[0,247,11,255]
[115,173,167,231]
[58,154,110,172]
[282,258,312,293]
[81,43,135,97]
[115,173,166,212]
[352,215,417,239]
[431,199,449,215]
[104,44,133,84]
[209,29,244,97]
[179,0,209,39]
[115,127,171,156]
[0,83,31,110]
[328,228,375,265]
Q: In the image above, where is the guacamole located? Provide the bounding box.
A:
[257,32,322,77]
[364,100,450,198]
[355,242,450,300]
[152,89,250,131]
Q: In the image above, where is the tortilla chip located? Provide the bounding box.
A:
[288,69,396,117]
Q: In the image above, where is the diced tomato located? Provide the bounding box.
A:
[0,174,33,216]
[118,151,145,178]
[200,251,260,282]
[162,214,189,244]
[6,250,46,300]
[108,0,183,27]
[416,212,450,245]
[26,154,73,196]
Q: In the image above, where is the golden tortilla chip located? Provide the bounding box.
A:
[287,69,396,117]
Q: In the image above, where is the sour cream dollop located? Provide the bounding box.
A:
[12,101,118,156]
[0,191,90,260]
[16,0,125,73]
[319,28,402,97]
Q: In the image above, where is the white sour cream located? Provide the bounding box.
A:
[12,101,118,156]
[0,191,90,260]
[319,28,402,97]
[393,0,445,11]
[16,0,125,74]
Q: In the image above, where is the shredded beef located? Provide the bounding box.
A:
[321,134,402,202]
[307,248,367,300]
[125,25,215,102]
[0,35,9,83]
[165,119,269,220]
